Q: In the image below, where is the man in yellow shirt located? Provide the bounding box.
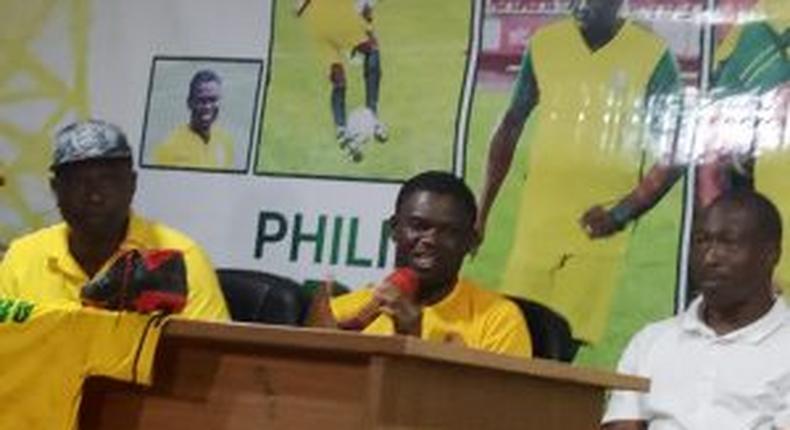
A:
[330,171,532,358]
[153,69,235,170]
[0,120,229,321]
[0,296,165,430]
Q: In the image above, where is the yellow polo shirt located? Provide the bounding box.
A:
[153,123,234,170]
[331,278,532,358]
[0,214,229,321]
[0,297,164,430]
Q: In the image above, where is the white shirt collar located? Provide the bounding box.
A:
[680,296,787,344]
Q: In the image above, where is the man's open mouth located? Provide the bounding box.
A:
[410,252,439,271]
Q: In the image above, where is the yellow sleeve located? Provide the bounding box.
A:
[0,241,22,297]
[152,134,180,165]
[331,287,398,335]
[217,127,235,169]
[181,244,230,321]
[152,127,191,166]
[330,287,374,321]
[82,308,166,385]
[478,299,533,359]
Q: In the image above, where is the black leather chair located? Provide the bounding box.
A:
[301,279,351,298]
[216,269,305,325]
[508,296,577,362]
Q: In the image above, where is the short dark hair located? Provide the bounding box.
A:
[708,190,782,244]
[188,69,222,98]
[395,171,477,225]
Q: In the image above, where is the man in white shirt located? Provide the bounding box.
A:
[603,190,790,430]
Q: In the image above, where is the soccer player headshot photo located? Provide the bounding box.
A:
[463,0,705,366]
[256,0,472,181]
[140,57,262,173]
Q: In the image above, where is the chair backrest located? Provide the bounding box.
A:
[216,269,305,325]
[508,296,576,362]
[301,279,351,298]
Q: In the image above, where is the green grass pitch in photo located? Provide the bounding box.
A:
[257,0,472,181]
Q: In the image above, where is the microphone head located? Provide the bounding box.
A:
[385,267,420,295]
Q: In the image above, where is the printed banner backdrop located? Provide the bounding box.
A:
[1,0,787,368]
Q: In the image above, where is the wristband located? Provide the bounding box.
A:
[609,203,635,230]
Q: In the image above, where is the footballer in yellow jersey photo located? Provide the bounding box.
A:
[257,0,472,181]
[140,57,263,173]
[463,0,705,366]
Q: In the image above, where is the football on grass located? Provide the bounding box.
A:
[346,107,377,145]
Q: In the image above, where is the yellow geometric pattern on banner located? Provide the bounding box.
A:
[0,0,90,257]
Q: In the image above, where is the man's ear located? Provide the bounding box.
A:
[129,170,138,196]
[468,227,482,252]
[464,223,482,256]
[387,215,398,242]
[49,176,59,196]
[766,241,781,271]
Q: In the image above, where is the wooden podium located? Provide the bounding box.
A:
[81,320,647,429]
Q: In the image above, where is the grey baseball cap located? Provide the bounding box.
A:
[51,120,132,170]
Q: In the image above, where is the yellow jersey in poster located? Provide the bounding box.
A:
[300,0,370,66]
[153,123,234,170]
[502,18,677,343]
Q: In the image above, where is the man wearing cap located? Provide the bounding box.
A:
[0,120,229,321]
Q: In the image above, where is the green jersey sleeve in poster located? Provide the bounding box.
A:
[713,22,789,97]
[508,49,538,119]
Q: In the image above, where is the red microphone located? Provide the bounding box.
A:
[337,267,419,331]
